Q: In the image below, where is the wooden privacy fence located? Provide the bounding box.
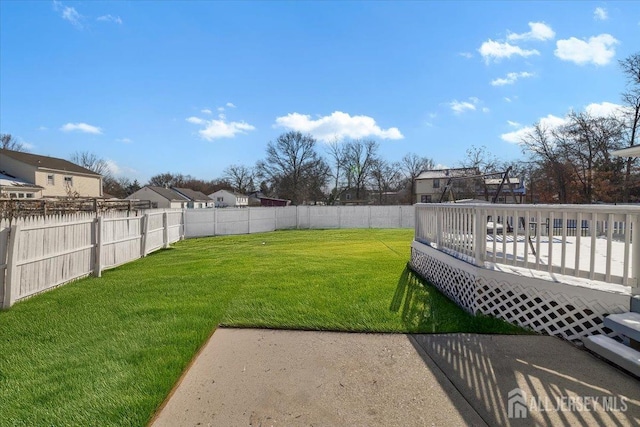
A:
[0,209,184,308]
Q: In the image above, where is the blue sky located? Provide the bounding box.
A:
[1,1,639,182]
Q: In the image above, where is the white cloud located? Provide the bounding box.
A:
[60,122,102,134]
[53,1,83,28]
[507,22,556,42]
[491,71,534,86]
[449,101,475,114]
[594,7,608,21]
[479,40,540,63]
[585,101,625,118]
[186,116,205,124]
[198,120,255,140]
[554,34,618,65]
[37,126,48,131]
[501,114,565,143]
[187,115,255,140]
[226,102,236,108]
[274,111,403,142]
[97,14,122,24]
[504,97,512,103]
[217,107,225,112]
[500,102,625,144]
[116,137,132,143]
[201,109,212,115]
[507,120,521,127]
[105,160,139,178]
[105,160,121,176]
[459,52,473,59]
[449,97,484,114]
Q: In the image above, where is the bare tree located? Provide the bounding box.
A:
[560,111,625,202]
[370,159,401,204]
[520,122,573,203]
[256,131,326,204]
[70,151,112,180]
[343,139,379,200]
[400,153,434,204]
[619,52,640,202]
[326,140,348,205]
[1,134,27,152]
[147,172,189,188]
[223,164,255,194]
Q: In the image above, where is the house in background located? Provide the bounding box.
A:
[172,188,214,208]
[0,172,43,199]
[481,177,526,203]
[127,186,189,209]
[0,149,103,198]
[247,192,291,207]
[415,167,480,203]
[209,189,249,208]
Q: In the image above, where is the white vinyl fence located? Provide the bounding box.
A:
[0,209,183,308]
[184,205,414,238]
[1,205,413,308]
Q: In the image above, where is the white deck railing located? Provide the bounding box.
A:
[415,203,640,291]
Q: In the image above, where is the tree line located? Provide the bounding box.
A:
[2,52,638,204]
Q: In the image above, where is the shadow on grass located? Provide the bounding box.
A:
[390,264,529,334]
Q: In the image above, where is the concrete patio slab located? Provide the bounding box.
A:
[150,329,639,427]
[150,328,486,427]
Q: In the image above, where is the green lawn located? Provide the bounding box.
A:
[0,229,527,426]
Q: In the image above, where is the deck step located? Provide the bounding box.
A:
[583,335,640,377]
[604,312,640,342]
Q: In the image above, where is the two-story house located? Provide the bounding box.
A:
[414,167,480,203]
[209,189,249,208]
[0,149,103,198]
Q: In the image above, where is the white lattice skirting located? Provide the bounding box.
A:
[410,241,630,342]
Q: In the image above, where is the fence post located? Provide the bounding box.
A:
[3,225,20,308]
[436,206,442,248]
[337,206,341,229]
[632,215,640,296]
[163,211,169,249]
[181,209,186,240]
[140,214,149,257]
[94,216,103,277]
[213,208,217,236]
[248,207,251,234]
[474,207,486,267]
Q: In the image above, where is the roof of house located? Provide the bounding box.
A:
[416,167,479,180]
[484,177,521,185]
[0,172,43,190]
[172,187,211,201]
[209,189,249,198]
[146,186,190,201]
[0,149,101,176]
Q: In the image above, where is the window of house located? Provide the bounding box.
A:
[26,193,34,198]
[217,197,223,202]
[433,179,440,189]
[9,193,17,198]
[64,176,73,185]
[346,193,352,200]
[421,195,432,203]
[47,174,55,185]
[18,193,25,198]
